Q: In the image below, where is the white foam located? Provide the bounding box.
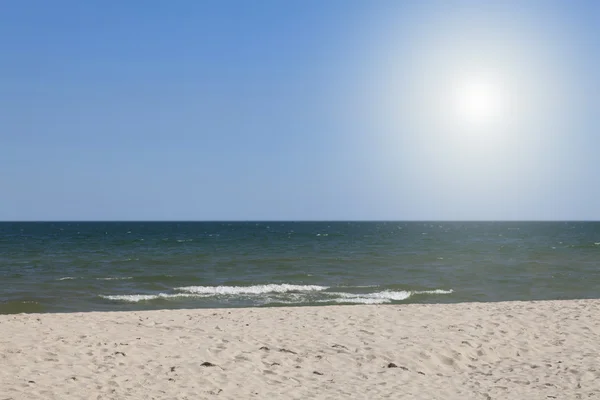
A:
[323,289,453,304]
[101,286,453,304]
[413,289,454,295]
[326,290,412,302]
[57,277,77,281]
[97,277,133,281]
[175,284,329,295]
[101,293,207,302]
[371,291,413,300]
[102,294,156,302]
[262,292,391,306]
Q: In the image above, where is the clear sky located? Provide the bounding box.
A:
[1,0,599,220]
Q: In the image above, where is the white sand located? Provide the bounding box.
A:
[1,300,599,399]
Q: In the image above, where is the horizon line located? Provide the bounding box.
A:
[1,220,599,223]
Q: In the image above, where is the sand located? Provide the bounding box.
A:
[1,300,599,399]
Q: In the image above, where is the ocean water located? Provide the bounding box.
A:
[1,222,599,314]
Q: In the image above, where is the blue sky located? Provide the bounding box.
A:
[1,1,598,220]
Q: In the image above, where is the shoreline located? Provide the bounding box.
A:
[2,299,599,399]
[1,296,597,313]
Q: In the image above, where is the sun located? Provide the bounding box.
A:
[452,77,506,128]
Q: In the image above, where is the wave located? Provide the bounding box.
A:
[101,286,452,305]
[59,276,137,281]
[175,284,329,295]
[317,289,453,305]
[414,289,454,295]
[101,293,207,302]
[96,277,133,281]
[324,290,411,303]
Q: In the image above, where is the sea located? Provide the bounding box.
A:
[1,222,599,314]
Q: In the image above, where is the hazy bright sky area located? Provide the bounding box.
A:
[1,0,599,220]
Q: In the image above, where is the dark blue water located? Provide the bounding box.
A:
[1,222,599,314]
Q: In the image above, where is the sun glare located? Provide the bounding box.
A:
[330,2,583,217]
[453,77,505,127]
[360,5,579,150]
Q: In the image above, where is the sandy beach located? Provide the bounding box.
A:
[1,300,599,399]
